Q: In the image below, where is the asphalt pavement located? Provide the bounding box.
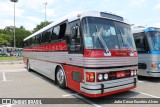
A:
[0,64,160,107]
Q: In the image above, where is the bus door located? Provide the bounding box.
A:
[65,20,84,91]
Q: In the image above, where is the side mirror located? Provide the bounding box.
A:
[71,27,77,37]
[71,25,80,38]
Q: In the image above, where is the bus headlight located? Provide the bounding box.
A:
[131,71,134,76]
[98,74,103,81]
[133,70,137,76]
[104,73,108,80]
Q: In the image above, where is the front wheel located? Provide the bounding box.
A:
[56,67,66,88]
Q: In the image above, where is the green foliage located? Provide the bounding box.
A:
[0,37,9,45]
[15,27,31,48]
[0,26,31,48]
[33,21,52,33]
[0,34,10,45]
[0,56,22,61]
[0,21,51,48]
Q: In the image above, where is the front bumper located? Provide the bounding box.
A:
[147,70,160,77]
[80,77,137,97]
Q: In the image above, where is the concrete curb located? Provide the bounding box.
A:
[0,61,23,65]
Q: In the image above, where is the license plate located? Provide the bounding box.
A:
[116,72,125,78]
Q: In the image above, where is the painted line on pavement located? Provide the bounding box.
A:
[3,72,6,81]
[62,93,79,97]
[63,93,101,107]
[0,69,26,72]
[0,104,14,107]
[132,90,160,98]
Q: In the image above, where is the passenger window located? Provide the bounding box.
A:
[53,26,60,37]
[51,23,67,41]
[59,23,66,39]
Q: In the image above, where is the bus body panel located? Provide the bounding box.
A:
[63,65,84,92]
[133,26,160,77]
[138,53,160,77]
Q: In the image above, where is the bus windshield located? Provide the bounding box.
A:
[147,31,160,51]
[82,17,136,50]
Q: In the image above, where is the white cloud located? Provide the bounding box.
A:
[0,19,13,28]
[26,16,43,23]
[0,2,24,17]
[18,0,57,10]
[154,3,160,10]
[155,23,160,27]
[0,0,57,30]
[41,8,56,17]
[130,0,146,6]
[23,23,37,31]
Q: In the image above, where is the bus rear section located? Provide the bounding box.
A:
[133,26,160,77]
[23,11,138,98]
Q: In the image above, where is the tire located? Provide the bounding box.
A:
[56,67,66,88]
[27,60,31,72]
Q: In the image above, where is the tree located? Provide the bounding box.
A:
[0,34,11,46]
[0,26,31,48]
[0,29,4,34]
[15,27,31,48]
[3,26,14,35]
[33,21,52,33]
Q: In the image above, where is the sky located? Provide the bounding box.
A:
[0,0,160,31]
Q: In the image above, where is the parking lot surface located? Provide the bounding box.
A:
[0,64,160,107]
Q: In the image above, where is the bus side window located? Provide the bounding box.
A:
[44,29,51,43]
[34,36,36,45]
[31,37,34,46]
[37,34,41,44]
[134,32,147,52]
[59,23,66,40]
[52,26,60,41]
[42,33,45,43]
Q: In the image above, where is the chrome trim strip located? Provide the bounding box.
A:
[84,66,138,72]
[80,77,136,94]
[23,52,138,67]
[81,83,134,94]
[81,77,136,89]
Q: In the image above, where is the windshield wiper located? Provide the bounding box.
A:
[119,30,134,52]
[95,25,110,53]
[119,30,126,46]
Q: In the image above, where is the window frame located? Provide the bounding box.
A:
[66,19,84,54]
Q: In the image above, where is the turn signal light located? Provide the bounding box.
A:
[86,72,95,82]
[151,63,157,68]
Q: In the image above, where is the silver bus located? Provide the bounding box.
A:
[132,26,160,77]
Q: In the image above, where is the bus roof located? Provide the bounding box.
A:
[132,26,160,34]
[145,27,160,33]
[24,11,128,41]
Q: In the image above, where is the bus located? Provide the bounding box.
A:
[23,11,138,98]
[132,26,160,77]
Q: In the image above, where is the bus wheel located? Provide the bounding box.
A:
[27,60,31,72]
[56,67,66,88]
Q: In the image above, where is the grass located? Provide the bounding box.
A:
[0,56,22,61]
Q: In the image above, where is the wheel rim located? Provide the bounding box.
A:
[57,69,64,84]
